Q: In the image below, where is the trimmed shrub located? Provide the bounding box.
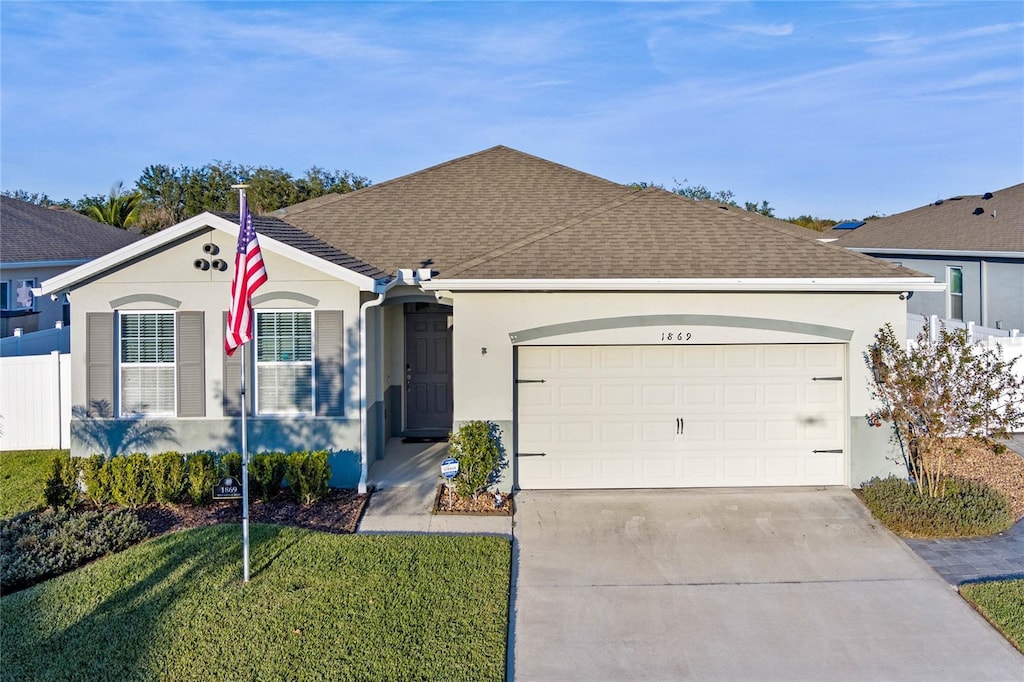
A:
[862,475,1012,538]
[219,452,242,480]
[285,450,330,505]
[251,452,287,501]
[43,451,80,511]
[447,420,505,499]
[109,454,154,510]
[81,454,114,507]
[186,453,216,506]
[0,507,149,593]
[150,451,187,504]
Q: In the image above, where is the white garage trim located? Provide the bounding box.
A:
[509,314,854,344]
[515,344,847,490]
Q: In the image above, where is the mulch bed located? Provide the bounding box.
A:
[943,438,1024,520]
[432,485,513,515]
[135,488,372,537]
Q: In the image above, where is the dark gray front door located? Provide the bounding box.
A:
[405,311,453,436]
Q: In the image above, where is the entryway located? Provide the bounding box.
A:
[403,303,453,439]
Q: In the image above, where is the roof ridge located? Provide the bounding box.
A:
[276,145,627,219]
[443,187,647,277]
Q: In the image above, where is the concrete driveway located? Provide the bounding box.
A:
[510,488,1023,681]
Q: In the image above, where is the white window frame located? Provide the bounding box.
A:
[118,311,176,417]
[947,266,964,321]
[254,309,316,416]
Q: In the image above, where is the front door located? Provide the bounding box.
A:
[405,309,453,437]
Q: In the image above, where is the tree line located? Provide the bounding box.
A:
[3,162,370,234]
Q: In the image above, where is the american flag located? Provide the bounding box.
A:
[225,192,268,356]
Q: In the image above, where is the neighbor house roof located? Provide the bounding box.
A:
[277,145,923,282]
[830,183,1024,255]
[1,196,143,264]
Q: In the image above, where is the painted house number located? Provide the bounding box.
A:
[660,331,693,342]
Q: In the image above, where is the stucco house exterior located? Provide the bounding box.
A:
[0,196,143,349]
[40,146,942,493]
[827,183,1023,332]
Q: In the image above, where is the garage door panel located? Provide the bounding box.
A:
[517,344,846,489]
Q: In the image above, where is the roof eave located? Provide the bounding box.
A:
[420,277,945,293]
[845,247,1024,259]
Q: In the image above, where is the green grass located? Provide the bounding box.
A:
[0,449,60,518]
[960,579,1024,653]
[1,525,512,681]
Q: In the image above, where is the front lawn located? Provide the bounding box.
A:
[1,525,512,681]
[960,579,1024,654]
[0,449,59,518]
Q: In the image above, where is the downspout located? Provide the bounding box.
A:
[357,268,432,494]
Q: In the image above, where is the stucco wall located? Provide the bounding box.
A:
[448,290,909,488]
[65,226,366,484]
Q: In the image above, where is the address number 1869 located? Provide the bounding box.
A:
[660,331,692,342]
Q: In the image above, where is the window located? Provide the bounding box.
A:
[948,267,964,321]
[0,282,8,310]
[11,279,35,310]
[256,311,313,414]
[119,312,176,416]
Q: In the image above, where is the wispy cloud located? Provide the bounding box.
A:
[728,23,794,37]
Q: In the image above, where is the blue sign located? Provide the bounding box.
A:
[440,457,459,479]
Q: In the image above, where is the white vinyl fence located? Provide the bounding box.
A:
[907,313,1020,344]
[0,351,71,450]
[0,323,70,357]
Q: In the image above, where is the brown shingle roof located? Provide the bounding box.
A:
[211,212,388,280]
[1,196,143,263]
[275,146,926,281]
[449,188,916,279]
[832,183,1024,253]
[276,146,634,276]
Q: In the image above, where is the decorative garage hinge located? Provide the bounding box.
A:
[812,376,843,381]
[517,452,547,457]
[515,379,547,384]
[812,449,844,454]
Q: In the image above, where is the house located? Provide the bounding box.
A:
[39,146,942,493]
[826,183,1024,332]
[0,196,143,349]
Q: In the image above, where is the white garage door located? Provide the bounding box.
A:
[516,344,846,489]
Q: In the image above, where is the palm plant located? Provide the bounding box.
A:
[83,181,142,228]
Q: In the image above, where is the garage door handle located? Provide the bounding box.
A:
[813,449,843,454]
[812,376,843,381]
[676,418,684,434]
[517,452,547,457]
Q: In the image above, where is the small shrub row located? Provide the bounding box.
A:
[862,475,1013,538]
[46,450,331,511]
[0,507,149,593]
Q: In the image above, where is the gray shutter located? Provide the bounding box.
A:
[315,310,344,416]
[176,311,205,417]
[222,311,252,416]
[86,312,115,414]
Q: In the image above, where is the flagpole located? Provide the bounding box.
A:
[232,183,253,585]
[240,339,251,583]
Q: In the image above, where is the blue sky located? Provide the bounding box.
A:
[2,1,1022,220]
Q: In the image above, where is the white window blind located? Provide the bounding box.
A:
[119,312,176,416]
[256,311,313,414]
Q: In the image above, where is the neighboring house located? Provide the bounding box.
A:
[827,183,1024,332]
[40,146,941,493]
[0,196,143,348]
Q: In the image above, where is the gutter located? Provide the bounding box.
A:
[419,277,946,293]
[357,267,433,494]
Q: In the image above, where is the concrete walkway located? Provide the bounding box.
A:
[511,488,1023,681]
[358,439,512,535]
